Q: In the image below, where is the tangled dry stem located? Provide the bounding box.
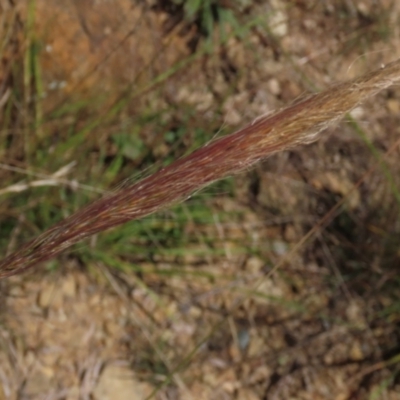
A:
[1,59,400,278]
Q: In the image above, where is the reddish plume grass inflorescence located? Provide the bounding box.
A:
[1,59,400,279]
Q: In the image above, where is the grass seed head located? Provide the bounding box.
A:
[1,59,400,278]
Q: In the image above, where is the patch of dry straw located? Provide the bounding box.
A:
[1,59,400,278]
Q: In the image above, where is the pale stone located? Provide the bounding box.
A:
[93,364,153,400]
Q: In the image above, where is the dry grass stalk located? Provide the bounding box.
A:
[1,59,400,279]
